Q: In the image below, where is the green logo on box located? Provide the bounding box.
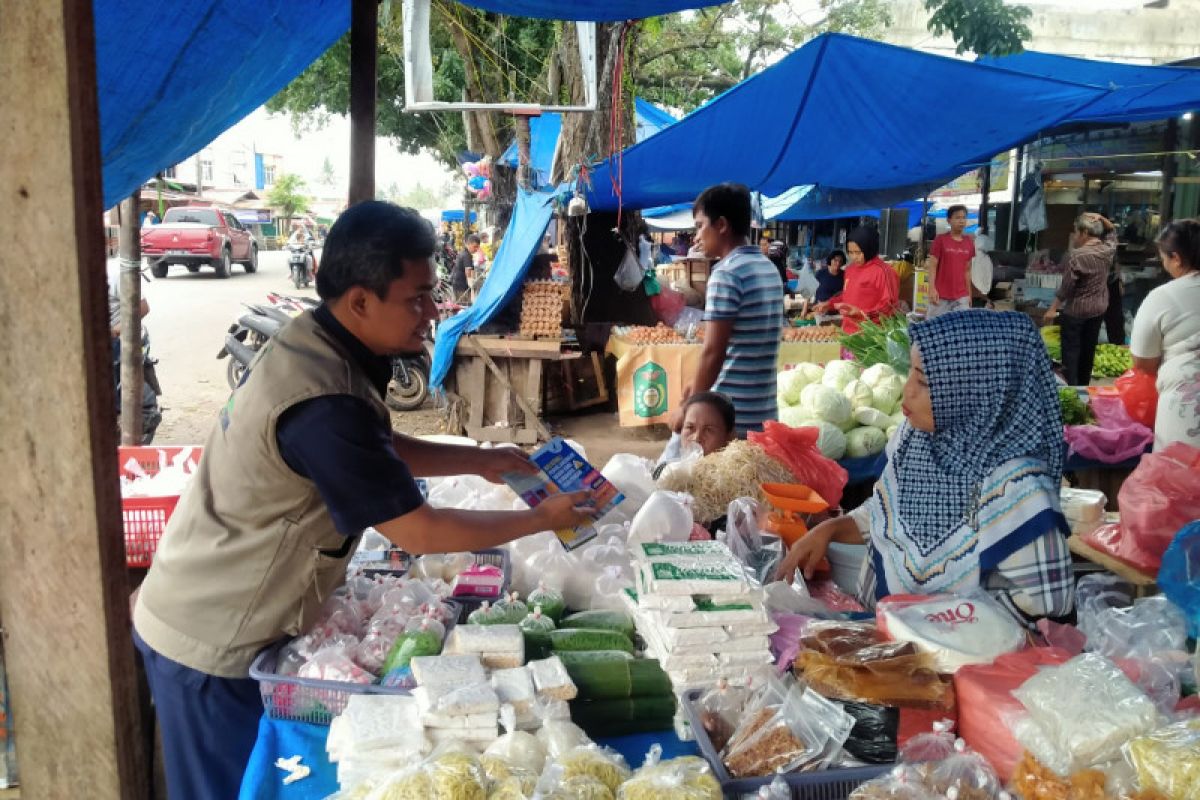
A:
[633,361,668,417]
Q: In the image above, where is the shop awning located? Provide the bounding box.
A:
[96,0,349,209]
[454,1,724,20]
[587,34,1109,213]
[499,114,563,187]
[635,98,678,142]
[981,51,1200,125]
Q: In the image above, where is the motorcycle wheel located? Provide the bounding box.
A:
[226,357,247,390]
[386,363,429,411]
[291,268,303,290]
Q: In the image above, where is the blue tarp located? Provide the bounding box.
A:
[96,0,349,209]
[587,34,1109,213]
[499,113,563,187]
[456,0,723,20]
[441,209,478,223]
[635,97,678,142]
[981,51,1200,125]
[431,189,557,389]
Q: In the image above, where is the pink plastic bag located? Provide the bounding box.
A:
[649,286,686,326]
[1063,395,1154,464]
[748,421,848,508]
[1082,442,1200,574]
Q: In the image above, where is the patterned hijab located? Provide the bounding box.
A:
[890,311,1064,553]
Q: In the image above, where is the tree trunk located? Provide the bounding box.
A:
[555,22,650,326]
[444,14,502,157]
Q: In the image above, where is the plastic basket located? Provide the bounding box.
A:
[680,688,891,799]
[118,446,203,568]
[351,548,511,616]
[250,599,461,725]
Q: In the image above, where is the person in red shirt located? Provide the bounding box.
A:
[926,205,975,317]
[834,225,900,335]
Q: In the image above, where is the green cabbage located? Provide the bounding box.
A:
[821,360,861,391]
[854,407,892,430]
[807,420,847,460]
[860,363,897,388]
[871,374,905,412]
[777,368,816,406]
[843,379,875,411]
[779,405,819,428]
[846,426,888,458]
[798,362,825,384]
[886,425,899,439]
[799,383,852,427]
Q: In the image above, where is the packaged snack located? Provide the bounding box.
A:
[616,748,721,800]
[527,582,567,622]
[452,563,505,600]
[554,746,632,794]
[696,678,749,752]
[529,656,578,701]
[380,620,446,685]
[536,719,591,760]
[1125,718,1200,800]
[876,591,1026,674]
[414,682,500,717]
[445,625,526,667]
[723,683,853,778]
[491,667,536,712]
[411,654,487,689]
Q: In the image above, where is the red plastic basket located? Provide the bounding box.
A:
[119,446,203,568]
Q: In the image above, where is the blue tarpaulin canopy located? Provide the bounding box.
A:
[981,51,1200,125]
[500,114,563,187]
[95,0,349,210]
[635,98,678,142]
[431,190,556,388]
[587,34,1110,214]
[455,0,724,21]
[441,209,478,223]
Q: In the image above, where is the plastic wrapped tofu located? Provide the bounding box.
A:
[638,560,751,597]
[1059,488,1106,523]
[411,654,486,689]
[1011,653,1160,775]
[414,681,501,717]
[445,624,525,665]
[528,655,578,701]
[651,598,768,629]
[491,667,536,712]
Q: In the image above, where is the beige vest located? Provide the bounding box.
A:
[134,311,390,677]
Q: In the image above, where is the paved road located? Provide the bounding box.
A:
[112,249,320,444]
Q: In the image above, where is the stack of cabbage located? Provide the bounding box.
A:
[776,361,906,460]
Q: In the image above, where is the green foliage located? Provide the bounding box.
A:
[267,173,310,221]
[378,180,460,210]
[925,0,1032,56]
[635,0,892,112]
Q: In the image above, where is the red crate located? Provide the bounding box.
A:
[118,446,202,568]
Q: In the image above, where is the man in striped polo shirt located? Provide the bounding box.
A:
[685,183,784,436]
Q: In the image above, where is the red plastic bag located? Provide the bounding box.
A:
[1063,396,1154,464]
[1115,368,1159,429]
[953,647,1073,781]
[648,286,686,326]
[748,421,848,508]
[1082,442,1200,574]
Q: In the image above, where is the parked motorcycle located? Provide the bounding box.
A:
[287,243,314,289]
[218,293,432,411]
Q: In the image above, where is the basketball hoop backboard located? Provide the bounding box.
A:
[402,0,597,113]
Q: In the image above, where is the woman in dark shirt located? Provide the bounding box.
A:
[814,249,847,309]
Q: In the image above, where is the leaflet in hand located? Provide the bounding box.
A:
[503,438,624,550]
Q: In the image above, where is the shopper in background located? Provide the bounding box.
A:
[684,182,784,437]
[813,249,847,311]
[767,240,789,287]
[834,226,900,335]
[1130,218,1200,451]
[1044,213,1116,386]
[926,204,975,317]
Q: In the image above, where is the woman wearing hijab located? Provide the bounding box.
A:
[778,311,1074,621]
[833,225,900,334]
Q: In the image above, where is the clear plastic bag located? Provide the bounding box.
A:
[722,682,853,778]
[380,620,445,686]
[527,582,567,623]
[298,645,374,685]
[581,535,634,580]
[920,739,1004,798]
[756,774,792,800]
[493,593,530,625]
[536,719,591,760]
[1009,653,1160,775]
[615,246,644,292]
[551,746,632,795]
[718,497,784,585]
[1125,717,1200,800]
[628,490,694,545]
[519,606,557,635]
[696,678,750,753]
[848,769,939,800]
[523,542,579,599]
[616,746,721,800]
[483,706,547,775]
[592,566,635,612]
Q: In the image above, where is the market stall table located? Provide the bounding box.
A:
[238,714,699,800]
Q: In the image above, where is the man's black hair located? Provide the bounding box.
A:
[316,201,436,301]
[847,224,880,262]
[693,183,753,238]
[828,249,846,266]
[681,391,736,433]
[465,233,481,246]
[946,204,969,221]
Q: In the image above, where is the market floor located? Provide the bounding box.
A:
[128,250,668,462]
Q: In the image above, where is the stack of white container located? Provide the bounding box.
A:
[622,540,776,739]
[410,654,501,748]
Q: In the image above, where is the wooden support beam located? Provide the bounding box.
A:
[979,164,991,235]
[466,337,552,441]
[348,0,378,206]
[118,193,143,444]
[0,1,148,797]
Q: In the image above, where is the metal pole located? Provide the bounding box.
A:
[348,0,378,206]
[1160,117,1179,225]
[1008,146,1025,251]
[117,193,143,444]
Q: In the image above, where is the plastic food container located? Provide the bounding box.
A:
[1060,488,1106,523]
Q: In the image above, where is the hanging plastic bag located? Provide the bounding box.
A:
[649,286,686,326]
[615,246,644,292]
[747,421,848,509]
[1082,443,1200,574]
[1115,368,1159,429]
[795,264,820,300]
[1063,395,1154,464]
[628,490,694,545]
[1159,521,1200,638]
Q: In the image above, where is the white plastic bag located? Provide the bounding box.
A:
[592,566,635,611]
[601,453,658,520]
[795,264,820,300]
[615,246,644,292]
[629,490,694,545]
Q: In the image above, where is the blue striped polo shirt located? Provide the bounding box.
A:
[703,245,784,435]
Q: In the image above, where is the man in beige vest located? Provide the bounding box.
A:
[133,201,595,799]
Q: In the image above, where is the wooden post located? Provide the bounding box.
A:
[118,194,144,444]
[1160,118,1179,225]
[348,0,378,206]
[0,1,149,797]
[979,164,991,234]
[515,115,533,191]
